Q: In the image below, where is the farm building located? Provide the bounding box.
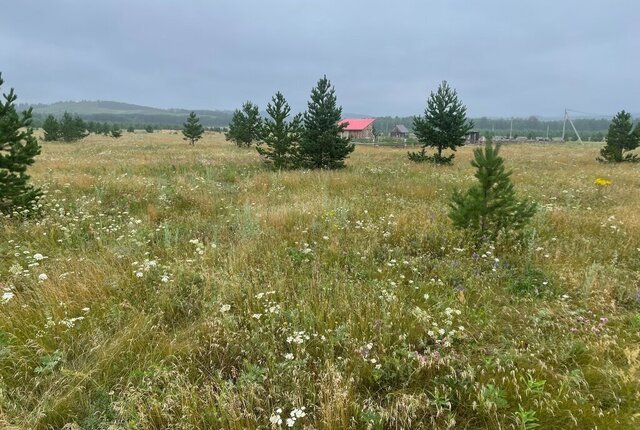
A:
[390,124,410,139]
[467,131,481,143]
[339,118,375,139]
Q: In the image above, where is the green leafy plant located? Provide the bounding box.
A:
[515,405,540,430]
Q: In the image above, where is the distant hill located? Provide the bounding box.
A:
[18,100,234,128]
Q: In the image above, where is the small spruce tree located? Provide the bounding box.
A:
[449,142,536,241]
[298,75,354,169]
[409,81,473,164]
[256,92,303,169]
[110,124,122,138]
[598,110,639,163]
[42,114,60,141]
[182,111,205,145]
[0,73,42,214]
[226,102,262,147]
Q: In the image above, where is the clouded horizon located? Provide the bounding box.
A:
[2,0,639,118]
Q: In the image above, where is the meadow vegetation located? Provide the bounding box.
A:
[1,133,639,429]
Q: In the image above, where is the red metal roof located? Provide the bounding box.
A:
[339,118,375,131]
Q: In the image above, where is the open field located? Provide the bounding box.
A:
[1,133,639,429]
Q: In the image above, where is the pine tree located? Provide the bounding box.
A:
[42,114,60,141]
[598,110,639,163]
[59,112,88,142]
[256,92,303,169]
[182,111,204,145]
[226,102,262,147]
[110,124,122,138]
[409,81,473,164]
[449,142,536,241]
[299,75,354,169]
[0,73,42,214]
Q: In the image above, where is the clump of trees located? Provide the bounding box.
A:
[409,81,473,165]
[182,111,205,145]
[449,142,536,241]
[228,76,354,170]
[226,102,262,147]
[0,73,42,214]
[598,110,639,163]
[41,113,88,142]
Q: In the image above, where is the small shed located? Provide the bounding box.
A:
[467,131,481,143]
[339,118,375,139]
[390,124,410,139]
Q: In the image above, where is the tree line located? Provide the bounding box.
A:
[220,75,355,170]
[2,69,639,224]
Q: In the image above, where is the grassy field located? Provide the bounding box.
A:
[1,132,639,429]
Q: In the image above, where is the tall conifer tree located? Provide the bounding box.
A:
[0,73,42,214]
[598,110,639,163]
[256,92,302,169]
[226,102,262,147]
[182,111,204,145]
[410,81,473,164]
[42,115,60,141]
[299,76,354,169]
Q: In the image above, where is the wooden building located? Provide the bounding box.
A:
[467,131,480,143]
[390,124,410,139]
[339,118,375,139]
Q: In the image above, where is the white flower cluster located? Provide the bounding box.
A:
[270,406,307,428]
[2,286,15,304]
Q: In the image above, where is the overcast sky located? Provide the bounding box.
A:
[2,0,638,117]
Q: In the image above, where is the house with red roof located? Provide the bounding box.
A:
[338,118,375,140]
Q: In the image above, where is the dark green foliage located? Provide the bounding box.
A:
[59,112,88,142]
[256,92,303,169]
[0,73,42,214]
[145,125,154,133]
[126,126,135,133]
[110,124,122,139]
[182,112,205,145]
[598,110,639,163]
[226,102,262,147]
[449,142,536,240]
[42,114,60,141]
[409,81,473,164]
[298,75,354,169]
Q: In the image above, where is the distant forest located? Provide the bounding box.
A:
[373,116,614,141]
[18,101,624,140]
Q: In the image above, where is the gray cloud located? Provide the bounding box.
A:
[2,0,638,117]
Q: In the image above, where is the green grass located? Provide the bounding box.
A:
[1,133,639,429]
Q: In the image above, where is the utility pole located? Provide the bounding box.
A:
[563,109,583,143]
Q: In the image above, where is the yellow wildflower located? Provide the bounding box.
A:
[594,178,612,187]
